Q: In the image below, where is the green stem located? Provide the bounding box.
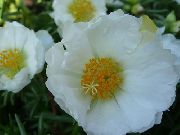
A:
[0,0,4,21]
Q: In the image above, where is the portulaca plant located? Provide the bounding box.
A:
[51,0,106,28]
[0,22,53,92]
[46,10,180,135]
[0,0,179,135]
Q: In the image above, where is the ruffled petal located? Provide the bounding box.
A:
[86,10,141,59]
[36,30,54,50]
[46,75,92,125]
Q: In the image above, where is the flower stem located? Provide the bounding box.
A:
[0,0,4,21]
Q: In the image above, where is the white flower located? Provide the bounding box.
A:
[106,0,123,7]
[51,0,106,26]
[175,0,180,4]
[162,34,180,77]
[46,10,178,135]
[0,22,52,92]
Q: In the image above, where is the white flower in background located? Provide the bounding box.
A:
[46,10,178,135]
[162,34,180,77]
[175,0,180,4]
[51,0,106,26]
[0,22,53,92]
[106,0,123,7]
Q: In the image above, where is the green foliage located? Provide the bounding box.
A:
[0,0,180,135]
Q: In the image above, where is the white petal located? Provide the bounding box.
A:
[61,24,94,74]
[85,99,129,135]
[175,65,180,77]
[62,47,93,74]
[86,11,141,59]
[0,68,31,92]
[161,34,180,77]
[155,112,163,124]
[35,41,45,73]
[0,22,28,51]
[52,0,74,25]
[106,0,123,6]
[116,92,157,133]
[91,0,106,15]
[22,30,40,76]
[46,41,93,75]
[46,43,65,76]
[0,28,15,50]
[46,75,91,125]
[162,34,180,64]
[36,30,54,50]
[61,22,88,44]
[123,41,178,112]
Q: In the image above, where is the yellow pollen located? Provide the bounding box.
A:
[81,58,124,100]
[68,0,96,22]
[0,49,26,78]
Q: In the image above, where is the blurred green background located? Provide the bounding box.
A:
[0,0,179,135]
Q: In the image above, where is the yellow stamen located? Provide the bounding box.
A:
[81,58,124,100]
[0,49,25,78]
[68,0,96,22]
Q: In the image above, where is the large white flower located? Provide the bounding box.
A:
[51,0,106,26]
[46,10,178,135]
[0,22,53,92]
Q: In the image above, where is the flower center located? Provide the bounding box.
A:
[68,0,96,22]
[81,58,124,100]
[0,49,26,79]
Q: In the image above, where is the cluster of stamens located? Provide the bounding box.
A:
[0,49,25,78]
[81,58,124,100]
[68,0,96,22]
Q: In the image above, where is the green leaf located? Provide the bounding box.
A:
[15,114,27,135]
[166,11,176,23]
[38,113,44,135]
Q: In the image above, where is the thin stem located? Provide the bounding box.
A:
[0,0,4,21]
